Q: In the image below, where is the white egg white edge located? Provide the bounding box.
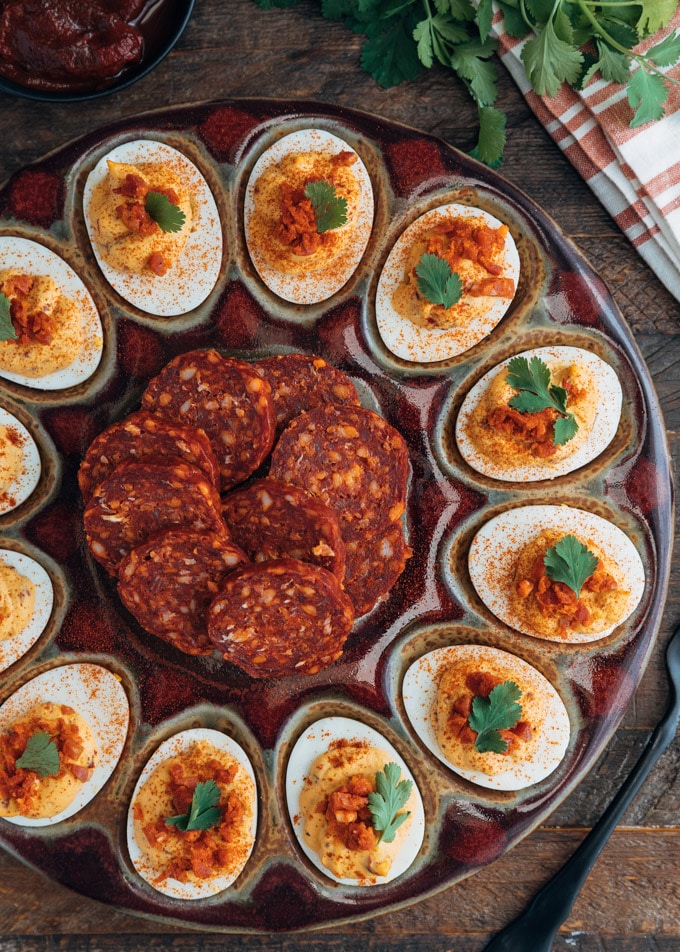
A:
[0,407,41,514]
[243,128,374,305]
[0,549,53,674]
[126,727,257,900]
[455,345,623,481]
[285,715,425,887]
[468,505,646,644]
[402,644,571,792]
[0,663,129,827]
[82,139,223,317]
[375,203,520,363]
[0,236,103,390]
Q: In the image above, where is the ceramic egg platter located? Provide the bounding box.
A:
[0,100,671,932]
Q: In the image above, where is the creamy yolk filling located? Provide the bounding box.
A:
[0,561,35,641]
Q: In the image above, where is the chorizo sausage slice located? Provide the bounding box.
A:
[343,522,412,617]
[221,478,346,581]
[207,558,354,678]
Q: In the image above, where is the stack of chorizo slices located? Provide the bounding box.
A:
[80,349,411,678]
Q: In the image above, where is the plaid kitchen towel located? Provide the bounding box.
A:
[491,6,680,303]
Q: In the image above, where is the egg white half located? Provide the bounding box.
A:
[0,662,129,826]
[285,715,425,886]
[0,407,40,514]
[376,203,520,363]
[0,549,53,674]
[83,139,222,316]
[244,129,374,304]
[403,644,570,791]
[0,237,102,390]
[127,727,257,900]
[455,345,623,481]
[468,505,645,644]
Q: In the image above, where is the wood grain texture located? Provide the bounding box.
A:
[0,0,678,948]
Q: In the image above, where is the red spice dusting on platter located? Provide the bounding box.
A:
[198,106,263,164]
[6,170,63,228]
[383,138,446,196]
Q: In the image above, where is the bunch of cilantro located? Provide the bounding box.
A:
[253,0,680,165]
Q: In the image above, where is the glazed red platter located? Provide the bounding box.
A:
[0,100,672,932]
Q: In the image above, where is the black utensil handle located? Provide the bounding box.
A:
[482,698,680,952]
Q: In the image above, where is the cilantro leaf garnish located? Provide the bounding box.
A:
[304,179,348,233]
[144,191,186,234]
[415,253,463,309]
[506,355,578,446]
[165,779,222,832]
[544,534,599,598]
[468,681,522,754]
[0,292,17,342]
[367,762,413,845]
[14,731,60,777]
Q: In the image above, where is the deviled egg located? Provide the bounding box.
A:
[467,505,645,644]
[455,346,623,481]
[376,203,519,362]
[244,129,374,304]
[0,237,102,389]
[127,728,257,900]
[0,408,40,514]
[83,139,222,316]
[286,716,425,886]
[403,644,570,791]
[0,548,53,674]
[0,663,129,826]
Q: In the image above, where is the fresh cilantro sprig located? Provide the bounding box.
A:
[506,355,578,446]
[145,191,186,234]
[544,534,599,598]
[15,731,60,777]
[367,762,413,845]
[304,179,348,233]
[468,680,522,754]
[165,779,222,832]
[253,0,680,163]
[0,292,17,342]
[415,252,463,308]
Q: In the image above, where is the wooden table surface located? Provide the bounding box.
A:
[0,2,678,950]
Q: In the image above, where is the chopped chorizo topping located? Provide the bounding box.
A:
[277,182,330,255]
[426,218,512,293]
[487,405,559,458]
[0,273,55,345]
[445,669,532,754]
[148,251,167,276]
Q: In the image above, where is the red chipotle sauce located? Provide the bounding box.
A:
[0,0,179,94]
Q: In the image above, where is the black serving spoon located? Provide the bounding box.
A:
[482,621,680,952]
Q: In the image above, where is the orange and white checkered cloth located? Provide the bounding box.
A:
[491,6,680,302]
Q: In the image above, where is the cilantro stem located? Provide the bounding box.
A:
[519,0,538,32]
[574,0,680,85]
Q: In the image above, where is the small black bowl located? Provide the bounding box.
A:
[0,0,195,103]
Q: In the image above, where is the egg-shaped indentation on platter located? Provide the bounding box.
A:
[83,139,222,316]
[243,129,374,305]
[126,727,257,900]
[0,663,129,826]
[0,237,103,389]
[0,549,53,673]
[0,408,40,514]
[403,644,570,791]
[468,505,645,644]
[455,346,623,481]
[376,203,520,363]
[285,716,425,886]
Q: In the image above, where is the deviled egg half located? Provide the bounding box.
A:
[403,644,570,791]
[0,237,102,389]
[286,715,425,886]
[0,663,129,826]
[376,203,520,363]
[0,408,40,515]
[244,129,374,304]
[127,727,257,900]
[83,139,222,316]
[455,346,623,481]
[0,548,53,674]
[468,505,645,644]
